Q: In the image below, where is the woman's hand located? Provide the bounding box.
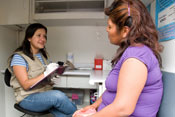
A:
[44,63,59,77]
[73,105,96,117]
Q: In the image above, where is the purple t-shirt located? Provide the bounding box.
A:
[98,45,163,117]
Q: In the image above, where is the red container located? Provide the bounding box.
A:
[94,59,103,70]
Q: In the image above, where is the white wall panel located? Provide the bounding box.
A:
[160,40,175,73]
[46,25,117,64]
[0,26,21,117]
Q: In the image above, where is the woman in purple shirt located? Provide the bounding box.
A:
[73,0,163,117]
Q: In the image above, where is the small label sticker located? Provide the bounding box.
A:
[95,65,102,69]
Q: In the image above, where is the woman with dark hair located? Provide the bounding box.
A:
[7,23,77,117]
[73,0,163,116]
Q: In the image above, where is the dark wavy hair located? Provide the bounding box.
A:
[105,0,163,67]
[14,23,48,60]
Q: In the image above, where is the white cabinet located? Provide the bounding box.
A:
[31,0,110,20]
[53,70,110,109]
[54,75,97,89]
[0,0,30,25]
[53,76,67,88]
[67,76,96,89]
[53,75,97,109]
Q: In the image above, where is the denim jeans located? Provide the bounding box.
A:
[19,90,77,117]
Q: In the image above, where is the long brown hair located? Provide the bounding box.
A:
[105,0,163,67]
[15,23,48,60]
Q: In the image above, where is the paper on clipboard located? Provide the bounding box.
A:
[29,66,66,89]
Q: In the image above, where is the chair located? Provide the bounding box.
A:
[157,71,175,117]
[4,68,50,117]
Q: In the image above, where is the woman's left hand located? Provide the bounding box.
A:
[73,107,96,117]
[73,114,93,117]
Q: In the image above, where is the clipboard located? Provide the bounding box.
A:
[29,66,66,89]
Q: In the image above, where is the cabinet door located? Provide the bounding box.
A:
[53,76,67,88]
[33,0,105,20]
[67,76,97,89]
[0,0,29,25]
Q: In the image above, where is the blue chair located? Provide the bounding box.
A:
[157,71,175,117]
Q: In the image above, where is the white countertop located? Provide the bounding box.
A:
[89,70,110,85]
[63,70,91,76]
[63,69,110,85]
[1,69,110,86]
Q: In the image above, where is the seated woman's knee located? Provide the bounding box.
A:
[51,90,67,100]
